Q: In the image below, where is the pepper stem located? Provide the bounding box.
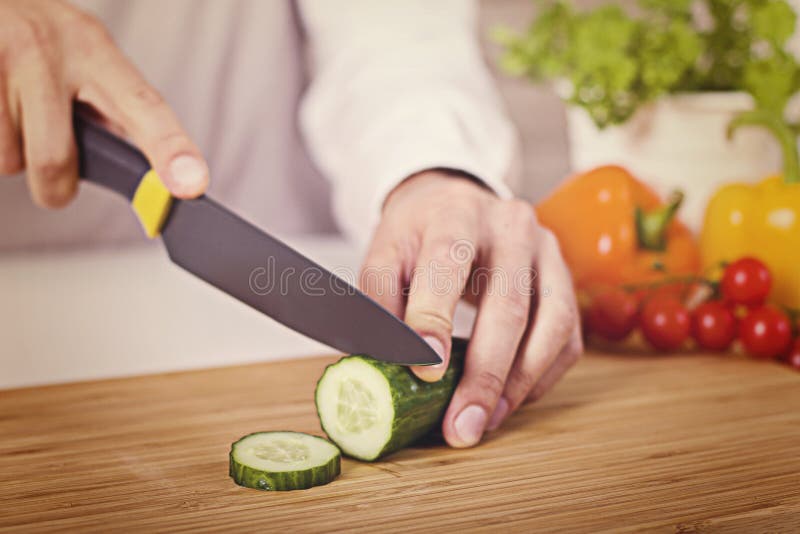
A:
[728,109,800,184]
[635,190,684,251]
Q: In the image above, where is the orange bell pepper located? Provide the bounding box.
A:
[536,165,701,290]
[701,111,800,309]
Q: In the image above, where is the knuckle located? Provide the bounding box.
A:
[427,234,459,257]
[549,301,579,340]
[130,83,166,109]
[499,200,538,230]
[473,369,506,399]
[10,15,51,57]
[502,291,531,327]
[32,177,77,209]
[64,12,116,60]
[407,306,453,336]
[492,201,540,253]
[430,203,478,231]
[359,263,400,296]
[509,199,539,227]
[507,367,538,400]
[30,147,74,182]
[80,15,113,48]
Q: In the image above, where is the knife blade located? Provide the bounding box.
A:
[73,111,441,366]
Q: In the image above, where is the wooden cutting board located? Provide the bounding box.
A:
[1,352,799,533]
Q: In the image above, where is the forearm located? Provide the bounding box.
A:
[298,0,518,242]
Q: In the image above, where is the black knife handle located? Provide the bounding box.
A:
[73,110,150,201]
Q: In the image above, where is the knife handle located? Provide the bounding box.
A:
[73,110,173,238]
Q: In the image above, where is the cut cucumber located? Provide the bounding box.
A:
[229,431,340,491]
[315,338,465,461]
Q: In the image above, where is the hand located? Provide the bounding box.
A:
[361,170,582,447]
[0,0,208,208]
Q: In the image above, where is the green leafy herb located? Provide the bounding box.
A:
[496,0,800,129]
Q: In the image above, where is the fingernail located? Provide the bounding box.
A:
[453,405,488,447]
[413,336,448,382]
[486,397,509,432]
[423,336,447,369]
[168,155,207,194]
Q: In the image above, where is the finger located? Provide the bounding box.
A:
[442,202,539,448]
[486,323,582,432]
[360,228,407,319]
[0,78,23,175]
[13,57,78,208]
[404,226,476,383]
[75,36,208,198]
[499,230,580,416]
[486,327,581,434]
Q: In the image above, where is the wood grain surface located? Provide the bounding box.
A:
[1,352,799,533]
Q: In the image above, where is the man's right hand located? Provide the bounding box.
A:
[0,0,208,208]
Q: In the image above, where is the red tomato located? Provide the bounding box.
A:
[587,288,639,341]
[739,306,792,359]
[784,338,800,371]
[691,301,737,351]
[720,257,772,307]
[640,295,690,351]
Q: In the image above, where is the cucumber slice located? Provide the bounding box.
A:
[315,338,465,461]
[229,431,341,491]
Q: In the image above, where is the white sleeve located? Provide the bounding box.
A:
[298,0,519,244]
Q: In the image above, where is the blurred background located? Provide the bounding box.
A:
[484,0,574,201]
[2,0,798,388]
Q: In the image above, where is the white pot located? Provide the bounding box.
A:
[566,92,782,233]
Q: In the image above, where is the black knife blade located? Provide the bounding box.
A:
[161,196,441,365]
[73,110,441,366]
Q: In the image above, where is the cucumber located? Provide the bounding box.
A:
[229,431,341,491]
[315,338,465,461]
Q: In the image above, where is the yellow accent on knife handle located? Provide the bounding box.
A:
[132,169,172,238]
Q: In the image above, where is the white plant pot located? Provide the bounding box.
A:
[566,92,782,233]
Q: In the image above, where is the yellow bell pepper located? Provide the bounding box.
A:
[701,110,800,309]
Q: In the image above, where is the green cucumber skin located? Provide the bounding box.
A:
[228,432,341,491]
[317,337,466,461]
[229,457,340,491]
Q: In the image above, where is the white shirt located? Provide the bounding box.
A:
[0,0,516,251]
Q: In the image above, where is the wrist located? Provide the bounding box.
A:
[385,168,492,211]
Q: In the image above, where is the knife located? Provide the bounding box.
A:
[72,111,441,366]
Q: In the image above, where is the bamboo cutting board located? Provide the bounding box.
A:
[1,352,799,533]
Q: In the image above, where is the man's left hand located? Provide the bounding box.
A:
[360,170,583,448]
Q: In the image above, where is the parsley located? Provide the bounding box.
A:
[495,0,800,128]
